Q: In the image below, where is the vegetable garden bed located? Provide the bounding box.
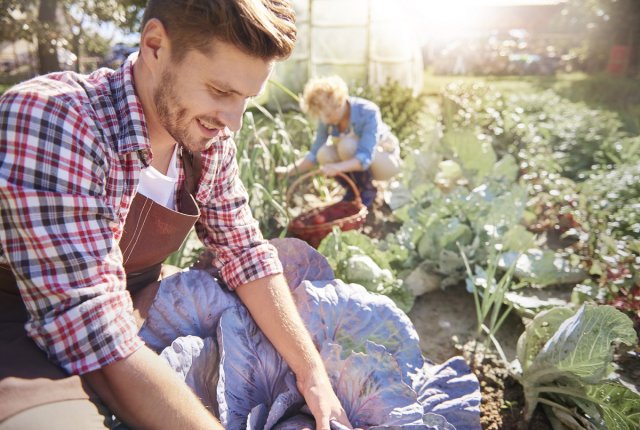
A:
[169,74,640,429]
[316,76,640,429]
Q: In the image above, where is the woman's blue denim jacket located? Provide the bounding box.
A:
[305,96,390,169]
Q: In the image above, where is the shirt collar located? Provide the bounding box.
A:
[111,52,151,162]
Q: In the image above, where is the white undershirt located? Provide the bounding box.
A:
[137,145,179,210]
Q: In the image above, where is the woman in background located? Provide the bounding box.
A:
[278,75,400,208]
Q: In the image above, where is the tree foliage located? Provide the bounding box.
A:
[1,0,145,73]
[560,0,640,73]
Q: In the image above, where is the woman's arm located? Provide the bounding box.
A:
[319,157,363,176]
[277,156,316,176]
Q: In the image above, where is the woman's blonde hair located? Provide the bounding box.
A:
[300,76,349,117]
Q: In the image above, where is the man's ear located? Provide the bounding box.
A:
[139,18,170,69]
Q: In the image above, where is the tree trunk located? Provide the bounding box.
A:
[37,0,60,74]
[72,31,80,73]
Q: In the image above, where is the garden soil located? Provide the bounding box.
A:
[408,289,553,430]
[367,198,640,429]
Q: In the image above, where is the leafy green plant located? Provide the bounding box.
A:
[389,133,529,289]
[461,250,520,362]
[553,74,640,135]
[354,79,435,155]
[516,304,640,429]
[317,228,414,313]
[576,163,640,328]
[234,108,314,238]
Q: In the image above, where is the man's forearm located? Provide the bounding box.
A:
[83,345,222,430]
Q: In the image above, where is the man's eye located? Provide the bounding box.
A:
[209,87,227,96]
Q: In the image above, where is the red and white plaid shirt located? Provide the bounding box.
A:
[0,56,282,375]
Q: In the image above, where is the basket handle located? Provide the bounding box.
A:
[285,169,362,208]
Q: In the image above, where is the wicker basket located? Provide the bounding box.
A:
[286,171,368,248]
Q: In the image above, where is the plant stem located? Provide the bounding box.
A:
[531,385,595,404]
[523,366,563,384]
[536,398,575,416]
[481,324,509,364]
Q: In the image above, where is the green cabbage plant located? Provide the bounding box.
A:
[516,304,639,429]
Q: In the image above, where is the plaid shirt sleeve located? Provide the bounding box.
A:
[0,86,143,374]
[195,138,283,290]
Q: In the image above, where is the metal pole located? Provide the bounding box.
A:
[365,0,372,85]
[308,0,313,80]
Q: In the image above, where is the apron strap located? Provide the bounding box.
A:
[126,148,203,291]
[181,148,203,197]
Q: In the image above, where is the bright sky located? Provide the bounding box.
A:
[408,0,564,40]
[419,0,562,4]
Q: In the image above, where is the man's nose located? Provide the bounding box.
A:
[218,99,248,132]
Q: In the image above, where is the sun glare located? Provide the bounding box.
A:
[416,1,483,39]
[410,0,562,40]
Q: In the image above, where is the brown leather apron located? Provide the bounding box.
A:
[0,150,202,422]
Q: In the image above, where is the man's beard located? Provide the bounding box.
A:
[153,70,212,153]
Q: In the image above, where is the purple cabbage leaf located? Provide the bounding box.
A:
[270,238,335,289]
[320,341,424,427]
[159,335,220,415]
[140,269,240,351]
[414,358,482,430]
[271,414,316,429]
[293,279,424,385]
[216,305,303,430]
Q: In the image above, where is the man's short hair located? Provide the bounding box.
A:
[142,0,297,61]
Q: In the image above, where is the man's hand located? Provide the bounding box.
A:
[297,364,352,430]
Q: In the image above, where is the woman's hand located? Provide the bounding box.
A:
[319,163,342,177]
[320,158,363,177]
[275,165,290,178]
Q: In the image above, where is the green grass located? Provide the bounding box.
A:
[424,71,640,134]
[422,71,588,96]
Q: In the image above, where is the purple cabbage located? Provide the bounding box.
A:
[145,238,480,429]
[216,305,303,429]
[293,279,424,386]
[271,238,334,289]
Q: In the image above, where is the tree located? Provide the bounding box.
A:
[0,0,145,75]
[37,0,59,73]
[561,0,640,74]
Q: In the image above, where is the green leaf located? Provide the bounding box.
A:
[499,250,588,287]
[502,224,536,252]
[526,305,637,385]
[443,130,497,182]
[516,307,575,373]
[491,154,519,183]
[586,382,640,430]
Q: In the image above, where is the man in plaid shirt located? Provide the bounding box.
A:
[0,1,353,429]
